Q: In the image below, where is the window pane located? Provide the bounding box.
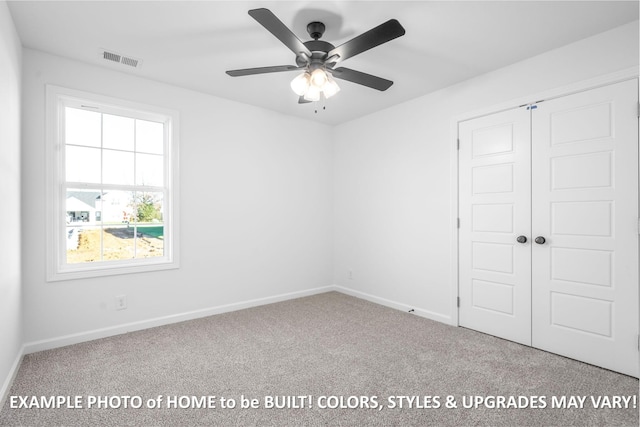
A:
[66,226,102,263]
[66,189,100,224]
[134,192,163,224]
[101,190,136,261]
[136,153,163,186]
[66,145,101,183]
[66,189,102,263]
[65,107,101,147]
[103,114,134,151]
[103,149,134,185]
[134,192,164,259]
[101,190,136,225]
[136,119,164,154]
[102,226,135,261]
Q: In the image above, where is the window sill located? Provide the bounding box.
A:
[47,259,180,282]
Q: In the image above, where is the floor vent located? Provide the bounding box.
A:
[100,49,142,68]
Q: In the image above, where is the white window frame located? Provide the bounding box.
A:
[46,85,180,281]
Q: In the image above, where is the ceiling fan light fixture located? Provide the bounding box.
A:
[290,72,310,96]
[292,69,340,101]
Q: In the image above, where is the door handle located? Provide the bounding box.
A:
[516,235,527,244]
[535,236,546,245]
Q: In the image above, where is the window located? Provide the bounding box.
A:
[46,86,179,281]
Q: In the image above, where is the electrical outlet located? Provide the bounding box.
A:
[115,295,127,311]
[348,269,354,280]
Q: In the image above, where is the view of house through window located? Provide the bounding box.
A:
[64,106,166,263]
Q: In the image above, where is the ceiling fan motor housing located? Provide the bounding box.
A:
[297,40,335,67]
[294,22,335,68]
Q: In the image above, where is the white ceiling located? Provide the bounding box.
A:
[7,1,639,125]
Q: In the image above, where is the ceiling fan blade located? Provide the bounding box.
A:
[226,65,302,77]
[331,67,393,91]
[248,8,312,57]
[298,96,312,104]
[328,19,405,63]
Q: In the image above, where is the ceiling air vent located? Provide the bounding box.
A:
[102,51,121,63]
[99,49,142,68]
[120,56,139,68]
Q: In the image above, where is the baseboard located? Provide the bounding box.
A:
[0,344,25,410]
[21,284,451,358]
[333,285,453,325]
[13,285,447,400]
[23,285,334,355]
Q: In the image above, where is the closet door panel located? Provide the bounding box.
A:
[459,107,532,345]
[531,79,639,377]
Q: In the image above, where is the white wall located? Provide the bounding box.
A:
[21,49,334,347]
[0,0,23,401]
[333,21,639,323]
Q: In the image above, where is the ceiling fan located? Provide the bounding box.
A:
[226,8,406,104]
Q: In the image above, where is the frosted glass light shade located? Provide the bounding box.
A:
[323,77,340,98]
[290,72,310,96]
[310,68,328,88]
[304,85,321,102]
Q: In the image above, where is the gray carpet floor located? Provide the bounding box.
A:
[1,291,638,426]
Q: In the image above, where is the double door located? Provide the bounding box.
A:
[458,79,639,377]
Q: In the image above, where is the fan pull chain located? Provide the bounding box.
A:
[314,100,327,114]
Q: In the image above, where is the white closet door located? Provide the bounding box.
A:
[531,79,639,377]
[459,107,532,346]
